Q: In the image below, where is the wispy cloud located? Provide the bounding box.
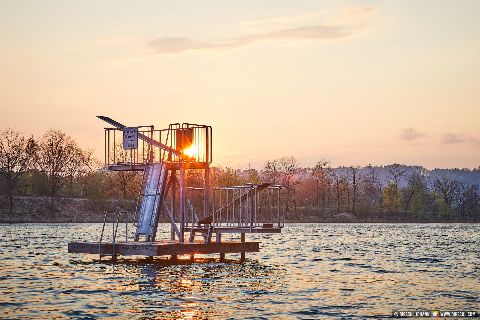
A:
[400,128,425,141]
[442,132,480,146]
[442,133,464,144]
[149,7,374,55]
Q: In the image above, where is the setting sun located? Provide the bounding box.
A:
[182,145,198,158]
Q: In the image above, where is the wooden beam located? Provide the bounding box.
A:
[68,241,260,256]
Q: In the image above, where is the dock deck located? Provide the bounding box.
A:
[68,240,259,257]
[190,226,282,234]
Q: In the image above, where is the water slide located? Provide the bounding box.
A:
[135,162,168,239]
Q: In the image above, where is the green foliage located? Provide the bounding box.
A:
[383,182,402,214]
[217,167,242,186]
[433,193,450,217]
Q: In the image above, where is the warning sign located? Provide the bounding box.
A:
[123,127,138,150]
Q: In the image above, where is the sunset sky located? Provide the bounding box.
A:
[0,1,479,169]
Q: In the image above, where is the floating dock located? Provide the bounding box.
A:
[68,240,259,258]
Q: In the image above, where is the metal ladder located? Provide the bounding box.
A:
[99,211,129,261]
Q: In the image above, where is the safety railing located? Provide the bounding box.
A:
[103,123,212,167]
[185,184,285,230]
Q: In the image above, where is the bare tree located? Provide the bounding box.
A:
[387,163,405,186]
[433,175,460,208]
[278,157,300,212]
[457,183,479,218]
[312,159,330,213]
[361,165,382,215]
[329,167,348,215]
[262,159,281,184]
[0,129,37,214]
[217,167,242,187]
[349,165,361,216]
[38,129,90,206]
[263,157,300,212]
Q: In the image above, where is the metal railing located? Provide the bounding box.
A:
[185,184,285,230]
[103,123,212,167]
[98,210,130,260]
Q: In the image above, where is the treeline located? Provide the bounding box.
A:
[217,157,480,221]
[1,129,479,222]
[0,129,146,214]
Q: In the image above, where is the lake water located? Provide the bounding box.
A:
[0,223,478,319]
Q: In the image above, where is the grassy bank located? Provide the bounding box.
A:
[1,196,478,223]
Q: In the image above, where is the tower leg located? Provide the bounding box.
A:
[217,232,225,261]
[204,167,210,219]
[179,165,185,243]
[240,233,245,262]
[170,171,176,241]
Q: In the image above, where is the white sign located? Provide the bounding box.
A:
[123,127,138,150]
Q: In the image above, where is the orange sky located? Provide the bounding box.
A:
[0,1,479,169]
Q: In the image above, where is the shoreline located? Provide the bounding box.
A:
[1,196,479,224]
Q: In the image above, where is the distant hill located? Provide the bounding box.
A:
[323,165,480,188]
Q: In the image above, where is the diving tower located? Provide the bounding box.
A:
[68,116,285,261]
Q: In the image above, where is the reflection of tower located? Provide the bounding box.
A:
[138,265,158,291]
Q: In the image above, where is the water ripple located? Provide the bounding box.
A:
[0,223,478,319]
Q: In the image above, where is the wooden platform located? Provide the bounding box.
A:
[204,227,282,234]
[68,240,259,257]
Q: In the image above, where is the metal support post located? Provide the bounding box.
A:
[179,165,185,243]
[204,167,210,223]
[217,233,225,261]
[240,233,245,262]
[171,171,176,241]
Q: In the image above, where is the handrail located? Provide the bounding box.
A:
[98,210,128,261]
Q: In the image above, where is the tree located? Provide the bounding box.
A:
[329,167,348,215]
[457,183,480,218]
[433,176,460,211]
[361,165,382,216]
[383,182,402,216]
[349,165,361,216]
[242,168,261,184]
[277,156,300,212]
[262,159,281,184]
[262,156,300,213]
[38,129,90,206]
[404,167,428,216]
[217,167,242,186]
[387,163,405,186]
[0,129,37,214]
[311,159,330,213]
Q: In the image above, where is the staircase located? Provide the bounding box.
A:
[213,182,271,218]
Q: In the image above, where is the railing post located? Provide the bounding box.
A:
[125,211,128,243]
[204,167,210,223]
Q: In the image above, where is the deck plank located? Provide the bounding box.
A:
[68,241,259,256]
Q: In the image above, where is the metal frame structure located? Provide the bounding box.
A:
[68,116,285,262]
[98,116,284,243]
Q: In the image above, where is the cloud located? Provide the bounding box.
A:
[442,133,464,144]
[442,133,480,146]
[149,7,374,55]
[400,128,424,141]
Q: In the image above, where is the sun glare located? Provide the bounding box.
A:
[183,145,198,158]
